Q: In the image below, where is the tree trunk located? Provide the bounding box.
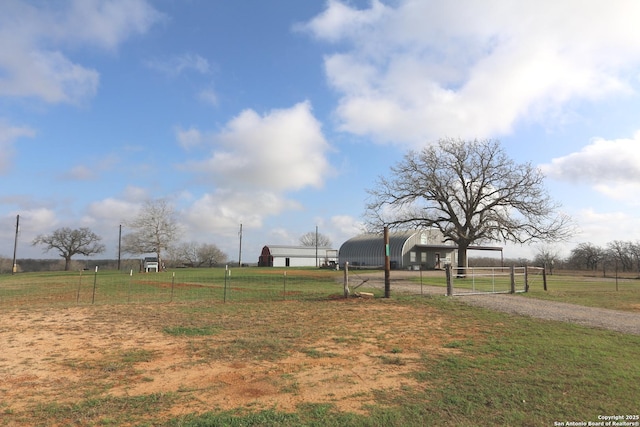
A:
[457,242,469,277]
[64,257,71,271]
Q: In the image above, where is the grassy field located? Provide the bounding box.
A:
[1,268,639,426]
[0,267,345,307]
[525,272,640,312]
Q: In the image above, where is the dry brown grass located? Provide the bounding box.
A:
[0,298,482,425]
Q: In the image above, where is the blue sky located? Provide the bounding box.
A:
[2,0,640,264]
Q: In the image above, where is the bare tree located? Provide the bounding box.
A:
[567,242,605,271]
[197,243,227,267]
[169,242,227,267]
[628,241,640,276]
[366,138,573,269]
[607,240,633,272]
[122,199,181,266]
[534,245,562,274]
[299,231,332,247]
[32,227,105,271]
[167,242,199,267]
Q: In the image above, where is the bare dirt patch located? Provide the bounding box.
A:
[0,299,476,423]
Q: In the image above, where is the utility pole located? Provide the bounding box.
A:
[315,225,318,268]
[12,214,19,275]
[238,223,243,267]
[117,224,122,271]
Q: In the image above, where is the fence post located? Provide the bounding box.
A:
[343,262,349,298]
[510,265,515,294]
[128,269,133,303]
[224,265,228,303]
[524,266,529,292]
[283,271,287,300]
[77,270,82,305]
[92,266,98,304]
[384,227,390,298]
[170,272,175,303]
[446,264,453,296]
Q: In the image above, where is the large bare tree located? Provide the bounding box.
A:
[122,199,181,266]
[32,227,105,271]
[366,138,573,269]
[299,231,332,247]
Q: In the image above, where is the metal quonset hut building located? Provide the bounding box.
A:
[258,245,338,267]
[338,229,457,270]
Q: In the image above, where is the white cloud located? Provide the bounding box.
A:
[58,153,120,181]
[298,0,388,43]
[0,121,36,174]
[63,0,164,50]
[175,126,203,150]
[19,207,59,236]
[303,0,640,146]
[330,214,365,238]
[0,0,162,104]
[541,131,640,202]
[146,53,211,77]
[572,208,640,246]
[185,101,333,191]
[182,191,302,238]
[86,197,140,225]
[60,165,97,181]
[120,186,148,203]
[198,88,218,106]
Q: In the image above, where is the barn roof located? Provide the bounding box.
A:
[263,245,337,258]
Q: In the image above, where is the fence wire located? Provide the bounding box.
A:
[344,266,543,297]
[0,268,344,308]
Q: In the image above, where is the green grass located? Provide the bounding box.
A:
[1,268,639,426]
[160,297,640,427]
[0,267,344,307]
[408,268,640,311]
[30,393,176,426]
[525,273,640,311]
[163,325,220,336]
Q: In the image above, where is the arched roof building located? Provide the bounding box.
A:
[339,229,456,269]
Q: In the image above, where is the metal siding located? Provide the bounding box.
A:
[338,231,417,267]
[261,245,338,267]
[339,229,457,268]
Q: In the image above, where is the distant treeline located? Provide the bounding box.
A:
[3,256,529,274]
[0,258,239,273]
[0,258,144,274]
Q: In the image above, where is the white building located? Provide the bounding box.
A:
[258,245,338,267]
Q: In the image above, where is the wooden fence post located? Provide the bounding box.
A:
[510,265,515,294]
[446,264,453,296]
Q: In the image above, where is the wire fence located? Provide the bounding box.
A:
[1,265,556,309]
[446,266,545,295]
[0,267,345,308]
[343,264,545,297]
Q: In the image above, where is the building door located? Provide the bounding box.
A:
[435,253,441,269]
[285,257,290,267]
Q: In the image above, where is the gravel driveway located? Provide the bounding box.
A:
[358,274,640,335]
[458,293,640,336]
